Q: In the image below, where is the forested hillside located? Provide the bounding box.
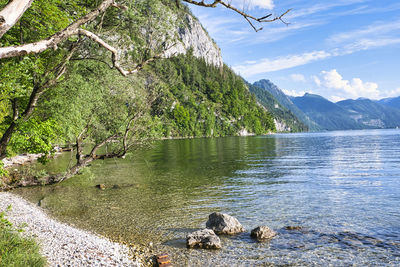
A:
[253,79,320,131]
[247,82,307,132]
[0,0,276,166]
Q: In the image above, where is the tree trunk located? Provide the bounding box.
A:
[0,0,34,38]
[0,122,16,160]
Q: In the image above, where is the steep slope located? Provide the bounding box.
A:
[337,98,400,128]
[98,1,223,69]
[291,93,366,131]
[253,79,320,131]
[378,96,400,110]
[164,14,223,67]
[247,82,307,132]
[145,53,275,137]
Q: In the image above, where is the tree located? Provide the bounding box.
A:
[0,0,290,59]
[0,0,289,181]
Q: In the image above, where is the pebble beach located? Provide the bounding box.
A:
[0,192,145,266]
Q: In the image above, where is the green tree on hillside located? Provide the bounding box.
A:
[0,0,288,182]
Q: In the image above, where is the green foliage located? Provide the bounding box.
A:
[9,118,58,158]
[0,162,7,178]
[40,60,162,151]
[0,0,276,164]
[0,0,91,158]
[0,206,13,230]
[248,82,308,132]
[147,52,276,137]
[0,207,46,267]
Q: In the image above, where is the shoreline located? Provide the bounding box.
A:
[0,192,148,266]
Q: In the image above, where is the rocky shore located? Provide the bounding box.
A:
[0,192,145,266]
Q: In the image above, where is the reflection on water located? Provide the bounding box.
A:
[14,129,400,266]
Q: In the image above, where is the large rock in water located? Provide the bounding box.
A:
[186,229,222,249]
[250,226,277,241]
[206,212,244,235]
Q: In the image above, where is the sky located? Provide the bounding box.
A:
[188,0,400,102]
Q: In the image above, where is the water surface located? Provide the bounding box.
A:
[14,129,400,266]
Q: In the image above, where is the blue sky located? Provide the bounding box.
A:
[188,0,400,102]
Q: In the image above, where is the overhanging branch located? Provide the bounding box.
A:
[0,0,118,59]
[181,0,291,31]
[0,0,34,38]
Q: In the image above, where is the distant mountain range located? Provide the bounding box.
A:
[251,80,321,131]
[246,81,308,132]
[377,96,400,110]
[250,79,400,131]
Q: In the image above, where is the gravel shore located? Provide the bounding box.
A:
[0,192,144,266]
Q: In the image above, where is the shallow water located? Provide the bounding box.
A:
[14,129,400,266]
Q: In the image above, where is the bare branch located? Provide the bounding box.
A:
[70,57,114,69]
[78,29,168,76]
[0,0,118,59]
[89,134,119,158]
[181,0,291,31]
[22,45,78,120]
[0,0,34,38]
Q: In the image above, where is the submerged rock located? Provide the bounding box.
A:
[186,229,222,249]
[96,184,106,190]
[251,226,277,241]
[206,212,244,235]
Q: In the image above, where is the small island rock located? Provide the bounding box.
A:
[251,226,277,241]
[206,212,245,235]
[186,229,222,249]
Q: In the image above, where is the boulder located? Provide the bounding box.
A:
[186,229,222,249]
[206,212,244,235]
[250,226,277,241]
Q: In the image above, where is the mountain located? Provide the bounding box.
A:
[252,79,320,131]
[377,96,400,110]
[291,93,366,130]
[36,2,279,143]
[337,98,400,128]
[289,93,400,130]
[247,82,307,132]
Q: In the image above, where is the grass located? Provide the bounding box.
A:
[0,206,46,267]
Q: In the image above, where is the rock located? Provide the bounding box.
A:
[96,184,106,190]
[164,14,223,68]
[206,212,245,235]
[186,229,222,249]
[251,226,277,241]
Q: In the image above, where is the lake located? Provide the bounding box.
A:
[14,129,400,266]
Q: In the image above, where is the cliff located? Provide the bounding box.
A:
[164,14,223,67]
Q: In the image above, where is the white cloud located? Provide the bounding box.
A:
[312,75,321,87]
[233,50,330,76]
[380,88,400,98]
[232,34,400,78]
[282,88,308,97]
[290,74,306,82]
[330,95,346,102]
[328,20,400,45]
[315,69,380,99]
[287,0,367,19]
[232,0,274,10]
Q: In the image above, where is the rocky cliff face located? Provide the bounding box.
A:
[164,14,223,67]
[98,1,223,70]
[274,119,290,132]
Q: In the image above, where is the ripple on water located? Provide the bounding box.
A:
[13,130,400,266]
